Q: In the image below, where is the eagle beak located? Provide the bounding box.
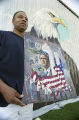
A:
[53,17,66,27]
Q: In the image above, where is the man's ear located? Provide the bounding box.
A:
[12,19,14,25]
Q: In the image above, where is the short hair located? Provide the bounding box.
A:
[13,11,26,19]
[40,50,49,60]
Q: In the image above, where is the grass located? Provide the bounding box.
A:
[34,101,79,120]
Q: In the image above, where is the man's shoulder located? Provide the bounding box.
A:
[33,64,44,72]
[0,30,8,32]
[0,30,12,35]
[0,31,13,42]
[33,65,46,77]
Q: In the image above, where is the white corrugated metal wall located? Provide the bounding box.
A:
[0,0,79,70]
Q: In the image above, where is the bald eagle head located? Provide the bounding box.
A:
[32,8,66,41]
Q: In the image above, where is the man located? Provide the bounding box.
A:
[35,51,52,101]
[39,51,52,77]
[0,11,33,120]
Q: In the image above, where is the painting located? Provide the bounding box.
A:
[22,33,76,104]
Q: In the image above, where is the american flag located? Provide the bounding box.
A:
[31,66,71,96]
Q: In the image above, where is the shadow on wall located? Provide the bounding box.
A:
[63,50,79,95]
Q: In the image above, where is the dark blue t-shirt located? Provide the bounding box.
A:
[0,31,24,106]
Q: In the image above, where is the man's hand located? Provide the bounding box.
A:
[0,79,25,106]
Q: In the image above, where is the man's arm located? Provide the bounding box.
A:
[0,79,25,106]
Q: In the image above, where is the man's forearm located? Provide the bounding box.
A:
[0,79,7,94]
[0,79,25,106]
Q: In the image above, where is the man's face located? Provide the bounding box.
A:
[12,12,28,32]
[40,54,50,69]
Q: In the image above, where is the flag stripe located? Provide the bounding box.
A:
[31,65,72,96]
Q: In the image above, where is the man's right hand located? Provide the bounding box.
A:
[0,79,25,106]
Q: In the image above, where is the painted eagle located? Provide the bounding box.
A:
[31,8,65,41]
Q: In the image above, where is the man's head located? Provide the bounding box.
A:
[12,11,28,33]
[40,51,50,70]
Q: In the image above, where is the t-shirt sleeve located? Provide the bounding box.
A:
[0,31,3,59]
[0,31,6,60]
[0,31,7,81]
[0,31,3,80]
